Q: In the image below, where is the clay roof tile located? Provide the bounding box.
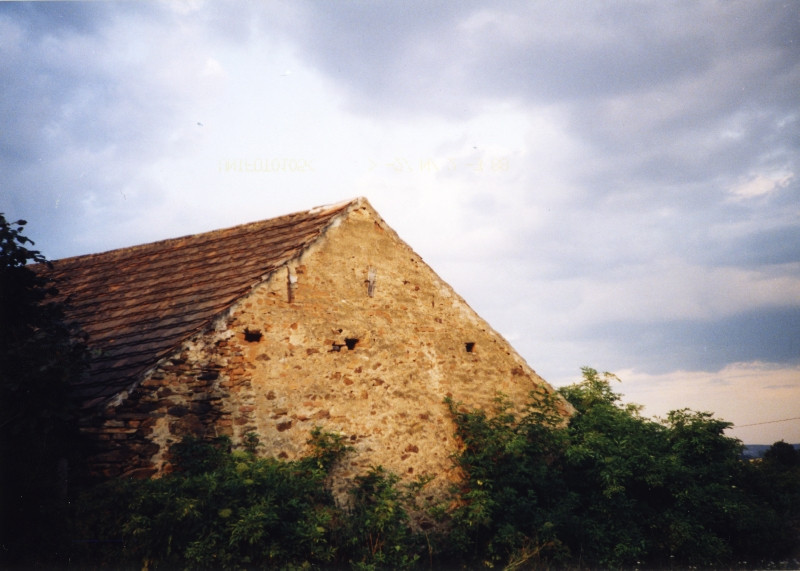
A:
[34,198,360,408]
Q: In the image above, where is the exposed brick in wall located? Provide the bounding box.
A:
[79,326,240,479]
[81,202,571,499]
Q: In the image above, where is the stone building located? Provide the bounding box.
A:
[41,197,571,496]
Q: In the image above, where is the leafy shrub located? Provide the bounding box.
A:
[71,429,434,570]
[60,369,800,569]
[73,430,350,569]
[338,466,422,569]
[443,391,572,568]
[445,367,800,569]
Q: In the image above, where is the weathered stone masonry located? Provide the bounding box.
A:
[64,198,571,497]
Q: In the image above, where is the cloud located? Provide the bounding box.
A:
[615,361,800,444]
[729,172,794,201]
[580,306,800,373]
[1,1,799,444]
[0,2,233,254]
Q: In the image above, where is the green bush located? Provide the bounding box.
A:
[71,429,432,570]
[443,391,572,568]
[445,367,800,569]
[58,369,800,569]
[338,466,422,569]
[73,430,350,569]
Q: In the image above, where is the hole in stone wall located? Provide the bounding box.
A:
[465,342,475,353]
[345,338,359,350]
[244,328,262,342]
[197,370,219,381]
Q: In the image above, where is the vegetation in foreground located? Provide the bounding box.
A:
[71,428,424,570]
[2,213,799,569]
[443,369,800,569]
[0,214,88,567]
[56,372,800,569]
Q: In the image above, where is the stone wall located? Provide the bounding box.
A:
[81,201,570,498]
[79,324,238,479]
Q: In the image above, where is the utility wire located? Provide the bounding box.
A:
[736,416,800,428]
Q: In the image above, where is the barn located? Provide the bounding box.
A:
[38,197,571,497]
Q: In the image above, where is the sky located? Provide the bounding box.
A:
[2,1,799,444]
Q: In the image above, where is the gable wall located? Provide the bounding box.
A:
[82,201,569,495]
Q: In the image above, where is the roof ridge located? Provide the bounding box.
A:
[34,196,367,408]
[44,197,363,266]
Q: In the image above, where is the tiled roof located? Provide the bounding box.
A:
[35,199,357,409]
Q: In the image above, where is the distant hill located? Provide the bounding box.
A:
[742,443,800,459]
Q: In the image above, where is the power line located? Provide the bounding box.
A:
[736,416,800,428]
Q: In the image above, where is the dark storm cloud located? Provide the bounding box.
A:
[0,2,109,36]
[281,1,799,114]
[279,0,799,278]
[696,203,800,268]
[583,307,800,374]
[287,1,699,109]
[467,3,720,101]
[529,177,800,279]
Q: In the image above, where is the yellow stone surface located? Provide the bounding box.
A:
[89,199,570,499]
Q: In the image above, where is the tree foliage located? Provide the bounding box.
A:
[12,362,799,570]
[442,391,571,568]
[338,466,423,569]
[72,430,424,570]
[0,214,88,567]
[445,367,800,569]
